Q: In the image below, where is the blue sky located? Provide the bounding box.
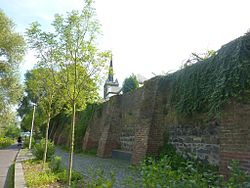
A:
[1,0,250,94]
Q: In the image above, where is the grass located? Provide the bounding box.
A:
[22,159,86,188]
[5,163,14,188]
[22,160,61,187]
[58,144,97,156]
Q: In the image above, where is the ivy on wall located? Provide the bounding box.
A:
[160,33,250,117]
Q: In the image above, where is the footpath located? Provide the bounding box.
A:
[0,144,19,188]
[15,149,34,188]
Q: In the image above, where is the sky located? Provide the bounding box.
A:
[1,0,250,95]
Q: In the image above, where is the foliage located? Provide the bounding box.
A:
[21,67,63,168]
[122,74,139,93]
[0,111,17,129]
[124,144,250,188]
[136,155,218,187]
[0,137,13,148]
[82,148,97,155]
[23,160,58,187]
[224,160,250,187]
[3,124,20,138]
[22,136,35,149]
[57,169,83,183]
[160,33,250,117]
[85,169,115,188]
[23,159,85,187]
[75,103,102,151]
[26,0,110,184]
[33,138,55,160]
[0,10,25,127]
[49,156,62,173]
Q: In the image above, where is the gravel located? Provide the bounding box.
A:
[55,147,140,187]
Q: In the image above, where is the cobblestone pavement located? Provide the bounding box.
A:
[55,147,139,187]
[0,144,19,188]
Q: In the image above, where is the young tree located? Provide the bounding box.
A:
[0,10,25,127]
[26,0,110,185]
[24,68,62,169]
[122,74,139,93]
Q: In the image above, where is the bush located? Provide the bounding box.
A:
[0,137,13,149]
[23,160,58,187]
[49,156,62,173]
[86,169,115,188]
[4,125,20,138]
[33,138,55,160]
[57,169,83,183]
[124,148,250,188]
[224,160,250,187]
[22,137,35,149]
[26,171,58,187]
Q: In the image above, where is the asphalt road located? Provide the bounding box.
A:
[0,144,19,188]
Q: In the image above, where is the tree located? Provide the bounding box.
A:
[183,50,216,68]
[24,68,62,169]
[0,10,25,128]
[122,74,139,93]
[26,0,110,185]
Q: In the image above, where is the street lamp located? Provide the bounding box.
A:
[29,102,37,150]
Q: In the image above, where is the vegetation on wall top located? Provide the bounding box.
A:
[160,32,250,117]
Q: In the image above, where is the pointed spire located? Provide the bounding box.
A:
[108,55,114,82]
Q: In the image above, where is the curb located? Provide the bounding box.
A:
[14,149,32,188]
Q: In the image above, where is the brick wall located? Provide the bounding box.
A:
[82,105,106,151]
[51,76,250,175]
[220,102,250,175]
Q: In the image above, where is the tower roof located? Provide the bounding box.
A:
[108,56,114,82]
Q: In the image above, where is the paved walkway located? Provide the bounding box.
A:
[0,144,19,188]
[15,149,34,188]
[55,148,139,187]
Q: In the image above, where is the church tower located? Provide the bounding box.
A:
[104,56,121,100]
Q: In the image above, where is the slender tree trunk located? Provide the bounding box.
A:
[68,102,76,187]
[43,113,50,170]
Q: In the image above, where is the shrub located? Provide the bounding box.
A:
[33,138,55,160]
[22,137,35,149]
[224,160,250,187]
[0,137,13,149]
[86,169,115,188]
[57,169,83,183]
[26,171,58,187]
[4,125,20,138]
[136,155,218,188]
[23,160,58,187]
[49,156,62,173]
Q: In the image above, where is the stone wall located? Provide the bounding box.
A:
[80,76,250,175]
[168,123,220,165]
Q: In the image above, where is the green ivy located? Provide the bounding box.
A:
[160,33,250,117]
[75,103,103,152]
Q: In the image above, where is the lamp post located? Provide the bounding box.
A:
[29,103,37,150]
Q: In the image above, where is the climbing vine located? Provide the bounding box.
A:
[160,33,250,117]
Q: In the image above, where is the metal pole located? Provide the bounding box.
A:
[29,104,36,149]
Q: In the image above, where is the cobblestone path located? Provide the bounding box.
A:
[55,147,139,187]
